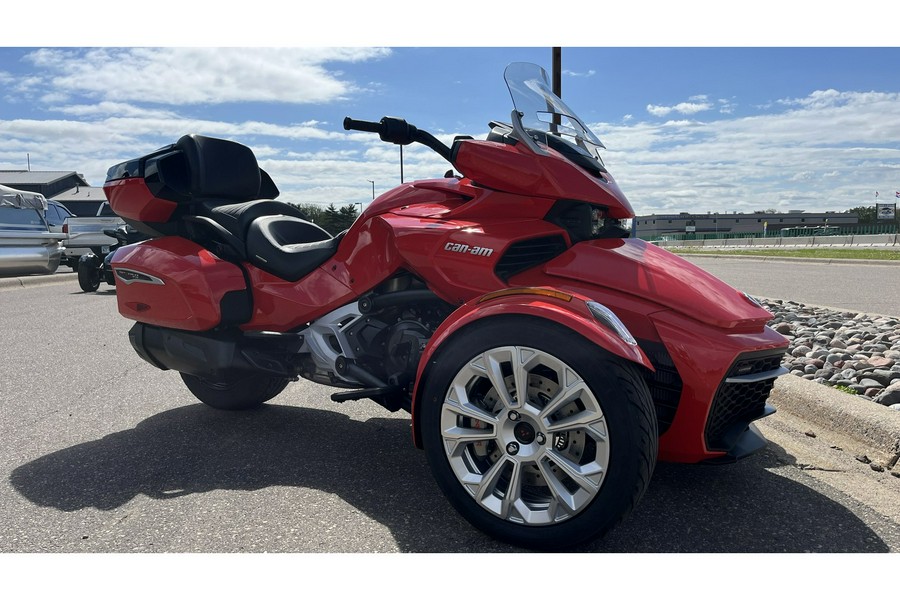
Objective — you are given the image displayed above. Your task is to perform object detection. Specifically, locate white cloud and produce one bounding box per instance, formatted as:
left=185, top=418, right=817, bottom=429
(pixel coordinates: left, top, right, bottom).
left=646, top=100, right=715, bottom=117
left=717, top=98, right=736, bottom=114
left=595, top=88, right=900, bottom=214
left=23, top=47, right=391, bottom=106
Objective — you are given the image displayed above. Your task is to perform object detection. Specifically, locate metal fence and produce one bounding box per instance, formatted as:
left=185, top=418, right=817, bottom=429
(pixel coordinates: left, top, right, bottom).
left=638, top=223, right=899, bottom=243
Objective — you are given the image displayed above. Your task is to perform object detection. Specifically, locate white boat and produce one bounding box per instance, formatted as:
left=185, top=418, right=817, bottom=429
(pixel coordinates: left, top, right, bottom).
left=0, top=184, right=66, bottom=276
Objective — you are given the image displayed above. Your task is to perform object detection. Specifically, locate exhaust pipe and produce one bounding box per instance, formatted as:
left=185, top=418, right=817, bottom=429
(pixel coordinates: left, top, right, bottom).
left=128, top=323, right=296, bottom=378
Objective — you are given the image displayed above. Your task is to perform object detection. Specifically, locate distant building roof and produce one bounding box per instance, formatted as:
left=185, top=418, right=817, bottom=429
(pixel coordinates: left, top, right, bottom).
left=0, top=170, right=90, bottom=187
left=52, top=186, right=107, bottom=202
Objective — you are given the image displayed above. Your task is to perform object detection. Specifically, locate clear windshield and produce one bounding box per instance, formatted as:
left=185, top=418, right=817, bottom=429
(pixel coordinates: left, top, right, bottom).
left=504, top=62, right=605, bottom=161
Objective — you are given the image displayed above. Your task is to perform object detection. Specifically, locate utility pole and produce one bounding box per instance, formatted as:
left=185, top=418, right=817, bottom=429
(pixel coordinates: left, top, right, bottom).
left=366, top=180, right=375, bottom=199
left=552, top=47, right=562, bottom=98
left=552, top=47, right=562, bottom=130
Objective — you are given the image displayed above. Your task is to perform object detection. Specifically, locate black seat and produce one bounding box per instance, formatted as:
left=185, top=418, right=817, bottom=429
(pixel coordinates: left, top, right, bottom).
left=202, top=199, right=306, bottom=240
left=246, top=215, right=341, bottom=281
left=143, top=133, right=340, bottom=280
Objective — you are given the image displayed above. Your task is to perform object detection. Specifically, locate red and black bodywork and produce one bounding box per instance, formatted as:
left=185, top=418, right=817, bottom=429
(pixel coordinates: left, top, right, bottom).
left=105, top=120, right=787, bottom=466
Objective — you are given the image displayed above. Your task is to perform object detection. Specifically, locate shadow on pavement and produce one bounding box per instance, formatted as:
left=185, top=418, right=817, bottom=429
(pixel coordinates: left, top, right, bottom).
left=10, top=404, right=889, bottom=553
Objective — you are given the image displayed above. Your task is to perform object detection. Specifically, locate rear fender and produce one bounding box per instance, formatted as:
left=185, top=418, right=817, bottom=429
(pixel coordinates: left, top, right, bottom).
left=410, top=286, right=653, bottom=448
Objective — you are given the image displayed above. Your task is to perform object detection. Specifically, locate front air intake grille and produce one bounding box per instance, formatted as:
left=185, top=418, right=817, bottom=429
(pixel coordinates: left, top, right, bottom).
left=638, top=340, right=682, bottom=435
left=705, top=349, right=785, bottom=451
left=494, top=235, right=568, bottom=281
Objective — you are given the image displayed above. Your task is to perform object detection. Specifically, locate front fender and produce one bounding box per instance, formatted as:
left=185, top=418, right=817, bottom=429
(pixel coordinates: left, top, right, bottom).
left=410, top=286, right=653, bottom=448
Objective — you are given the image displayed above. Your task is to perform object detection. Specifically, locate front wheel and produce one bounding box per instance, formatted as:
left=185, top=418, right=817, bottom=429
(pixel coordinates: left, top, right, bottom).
left=77, top=254, right=101, bottom=292
left=420, top=317, right=657, bottom=550
left=180, top=372, right=290, bottom=410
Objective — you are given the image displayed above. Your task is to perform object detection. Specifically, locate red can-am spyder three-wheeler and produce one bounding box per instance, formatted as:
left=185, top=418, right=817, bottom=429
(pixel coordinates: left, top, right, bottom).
left=103, top=62, right=788, bottom=549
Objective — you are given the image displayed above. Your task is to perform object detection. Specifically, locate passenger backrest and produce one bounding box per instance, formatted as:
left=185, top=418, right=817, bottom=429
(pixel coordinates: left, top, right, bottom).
left=144, top=134, right=280, bottom=205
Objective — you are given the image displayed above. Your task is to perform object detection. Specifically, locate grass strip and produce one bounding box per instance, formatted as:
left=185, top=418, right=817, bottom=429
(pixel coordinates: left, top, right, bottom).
left=668, top=247, right=900, bottom=261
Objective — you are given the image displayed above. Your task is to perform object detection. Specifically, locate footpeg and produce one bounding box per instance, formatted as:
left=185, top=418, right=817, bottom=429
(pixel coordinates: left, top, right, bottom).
left=330, top=387, right=395, bottom=403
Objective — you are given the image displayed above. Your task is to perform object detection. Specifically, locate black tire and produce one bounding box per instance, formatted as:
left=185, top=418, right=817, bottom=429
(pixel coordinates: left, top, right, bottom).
left=77, top=255, right=101, bottom=292
left=180, top=372, right=290, bottom=410
left=420, top=316, right=657, bottom=550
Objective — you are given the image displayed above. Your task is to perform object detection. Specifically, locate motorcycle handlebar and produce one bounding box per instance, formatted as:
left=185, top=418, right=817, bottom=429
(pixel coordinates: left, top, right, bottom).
left=342, top=117, right=381, bottom=133
left=343, top=116, right=452, bottom=163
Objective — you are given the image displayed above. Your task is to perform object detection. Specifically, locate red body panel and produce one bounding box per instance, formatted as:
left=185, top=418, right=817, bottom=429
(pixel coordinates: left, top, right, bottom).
left=242, top=264, right=357, bottom=332
left=113, top=238, right=247, bottom=331
left=541, top=238, right=773, bottom=331
left=649, top=312, right=787, bottom=462
left=452, top=140, right=635, bottom=219
left=105, top=178, right=177, bottom=223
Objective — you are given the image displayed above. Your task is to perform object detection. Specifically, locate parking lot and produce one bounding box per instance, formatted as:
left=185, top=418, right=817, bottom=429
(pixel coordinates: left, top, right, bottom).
left=1, top=274, right=899, bottom=556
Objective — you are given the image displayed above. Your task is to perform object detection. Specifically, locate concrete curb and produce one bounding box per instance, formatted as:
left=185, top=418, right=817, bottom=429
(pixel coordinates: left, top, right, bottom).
left=0, top=271, right=78, bottom=290
left=769, top=374, right=900, bottom=466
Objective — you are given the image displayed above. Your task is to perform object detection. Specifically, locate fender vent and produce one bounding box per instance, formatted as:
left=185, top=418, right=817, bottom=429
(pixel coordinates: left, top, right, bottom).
left=494, top=235, right=568, bottom=281
left=637, top=340, right=682, bottom=435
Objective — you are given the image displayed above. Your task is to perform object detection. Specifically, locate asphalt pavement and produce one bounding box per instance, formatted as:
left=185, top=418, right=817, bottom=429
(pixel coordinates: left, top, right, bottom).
left=7, top=256, right=900, bottom=472
left=1, top=259, right=898, bottom=557
left=3, top=258, right=898, bottom=468
left=682, top=254, right=900, bottom=316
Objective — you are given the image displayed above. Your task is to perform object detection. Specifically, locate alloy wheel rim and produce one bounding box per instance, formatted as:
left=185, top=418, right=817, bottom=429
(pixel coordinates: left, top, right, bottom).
left=440, top=345, right=610, bottom=525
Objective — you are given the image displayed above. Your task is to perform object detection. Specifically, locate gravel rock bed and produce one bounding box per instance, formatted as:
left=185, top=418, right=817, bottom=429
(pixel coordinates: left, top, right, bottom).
left=763, top=299, right=900, bottom=410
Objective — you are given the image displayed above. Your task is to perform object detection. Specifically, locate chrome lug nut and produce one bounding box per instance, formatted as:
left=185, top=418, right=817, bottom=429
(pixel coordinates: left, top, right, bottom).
left=508, top=411, right=520, bottom=421
left=536, top=432, right=546, bottom=445
left=506, top=442, right=520, bottom=455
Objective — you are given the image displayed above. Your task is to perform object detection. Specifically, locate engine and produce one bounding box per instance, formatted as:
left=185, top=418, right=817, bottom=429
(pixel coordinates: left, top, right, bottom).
left=298, top=272, right=453, bottom=411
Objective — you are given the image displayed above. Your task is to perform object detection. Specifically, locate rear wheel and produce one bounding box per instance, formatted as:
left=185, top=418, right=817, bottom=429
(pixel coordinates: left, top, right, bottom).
left=420, top=317, right=657, bottom=550
left=77, top=254, right=101, bottom=292
left=180, top=372, right=290, bottom=410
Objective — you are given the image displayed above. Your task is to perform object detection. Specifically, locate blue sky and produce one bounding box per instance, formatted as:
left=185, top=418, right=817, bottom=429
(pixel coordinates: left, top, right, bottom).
left=2, top=5, right=899, bottom=217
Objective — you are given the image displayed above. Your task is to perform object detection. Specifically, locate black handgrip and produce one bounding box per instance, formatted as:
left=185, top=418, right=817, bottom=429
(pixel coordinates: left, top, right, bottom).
left=343, top=117, right=381, bottom=133
left=343, top=116, right=452, bottom=163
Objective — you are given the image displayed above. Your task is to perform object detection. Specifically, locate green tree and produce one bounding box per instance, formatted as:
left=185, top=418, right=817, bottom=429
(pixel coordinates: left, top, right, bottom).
left=288, top=203, right=324, bottom=225
left=846, top=205, right=876, bottom=224
left=321, top=203, right=342, bottom=234
left=287, top=202, right=359, bottom=235
left=337, top=204, right=360, bottom=231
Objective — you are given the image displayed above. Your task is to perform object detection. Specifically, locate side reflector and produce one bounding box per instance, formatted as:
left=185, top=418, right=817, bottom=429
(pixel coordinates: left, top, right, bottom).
left=477, top=287, right=573, bottom=304
left=114, top=268, right=164, bottom=285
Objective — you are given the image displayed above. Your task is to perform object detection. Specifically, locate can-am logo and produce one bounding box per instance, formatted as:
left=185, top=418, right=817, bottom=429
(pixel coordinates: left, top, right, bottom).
left=444, top=242, right=494, bottom=257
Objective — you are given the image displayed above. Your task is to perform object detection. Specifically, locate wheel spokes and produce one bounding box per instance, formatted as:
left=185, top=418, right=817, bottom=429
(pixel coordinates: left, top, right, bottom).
left=471, top=457, right=522, bottom=519
left=441, top=344, right=611, bottom=526
left=544, top=409, right=607, bottom=438
left=475, top=347, right=519, bottom=410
